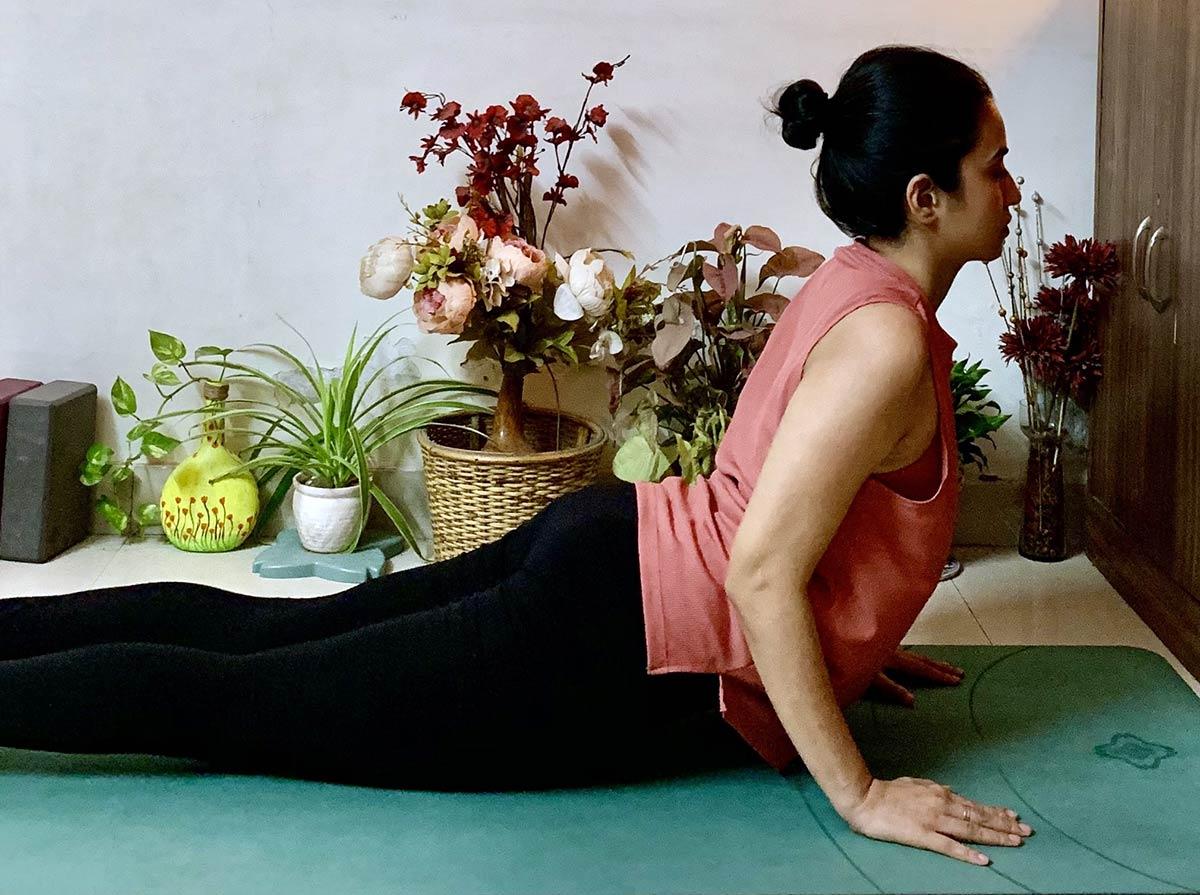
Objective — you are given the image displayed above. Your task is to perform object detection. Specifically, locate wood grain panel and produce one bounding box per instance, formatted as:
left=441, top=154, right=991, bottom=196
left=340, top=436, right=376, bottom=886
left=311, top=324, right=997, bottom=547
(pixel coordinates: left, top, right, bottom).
left=1171, top=5, right=1200, bottom=593
left=1090, top=0, right=1168, bottom=559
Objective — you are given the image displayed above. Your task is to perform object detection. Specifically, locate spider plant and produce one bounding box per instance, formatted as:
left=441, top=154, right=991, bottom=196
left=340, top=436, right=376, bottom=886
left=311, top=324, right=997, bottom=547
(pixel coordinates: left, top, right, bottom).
left=83, top=313, right=496, bottom=560
left=199, top=314, right=496, bottom=559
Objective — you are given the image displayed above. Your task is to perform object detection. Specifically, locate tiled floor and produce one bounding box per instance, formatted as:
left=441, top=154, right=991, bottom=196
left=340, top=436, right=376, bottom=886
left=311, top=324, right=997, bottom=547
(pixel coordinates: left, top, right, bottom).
left=1, top=536, right=1198, bottom=698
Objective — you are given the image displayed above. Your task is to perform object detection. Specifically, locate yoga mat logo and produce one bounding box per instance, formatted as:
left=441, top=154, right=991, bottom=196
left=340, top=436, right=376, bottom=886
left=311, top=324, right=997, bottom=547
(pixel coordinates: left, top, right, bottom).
left=1094, top=733, right=1177, bottom=770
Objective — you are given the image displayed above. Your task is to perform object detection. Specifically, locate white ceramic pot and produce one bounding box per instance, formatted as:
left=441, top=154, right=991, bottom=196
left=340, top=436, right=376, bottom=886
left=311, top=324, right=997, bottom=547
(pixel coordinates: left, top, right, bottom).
left=291, top=473, right=365, bottom=553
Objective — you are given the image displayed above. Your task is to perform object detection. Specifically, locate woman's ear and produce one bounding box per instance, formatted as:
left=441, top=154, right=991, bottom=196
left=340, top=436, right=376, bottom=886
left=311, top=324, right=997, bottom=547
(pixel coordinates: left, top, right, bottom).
left=904, top=173, right=939, bottom=227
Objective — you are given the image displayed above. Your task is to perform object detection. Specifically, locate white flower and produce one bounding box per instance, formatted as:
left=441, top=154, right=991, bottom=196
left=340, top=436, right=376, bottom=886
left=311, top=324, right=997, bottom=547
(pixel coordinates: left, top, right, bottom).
left=484, top=244, right=517, bottom=288
left=553, top=248, right=615, bottom=320
left=359, top=237, right=414, bottom=300
left=481, top=250, right=513, bottom=311
left=589, top=328, right=624, bottom=361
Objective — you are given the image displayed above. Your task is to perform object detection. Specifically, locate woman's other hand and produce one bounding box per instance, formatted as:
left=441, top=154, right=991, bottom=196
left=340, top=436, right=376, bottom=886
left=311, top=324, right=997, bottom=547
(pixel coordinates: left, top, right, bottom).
left=867, top=649, right=965, bottom=708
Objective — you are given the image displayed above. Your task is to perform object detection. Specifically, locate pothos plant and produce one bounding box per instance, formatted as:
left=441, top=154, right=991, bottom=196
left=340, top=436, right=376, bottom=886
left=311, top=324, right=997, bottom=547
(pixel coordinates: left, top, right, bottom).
left=601, top=222, right=824, bottom=483
left=78, top=331, right=229, bottom=537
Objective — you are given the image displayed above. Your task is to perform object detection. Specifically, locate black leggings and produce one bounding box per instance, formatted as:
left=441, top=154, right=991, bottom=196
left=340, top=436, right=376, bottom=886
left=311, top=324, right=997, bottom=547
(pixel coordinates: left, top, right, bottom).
left=0, top=480, right=741, bottom=790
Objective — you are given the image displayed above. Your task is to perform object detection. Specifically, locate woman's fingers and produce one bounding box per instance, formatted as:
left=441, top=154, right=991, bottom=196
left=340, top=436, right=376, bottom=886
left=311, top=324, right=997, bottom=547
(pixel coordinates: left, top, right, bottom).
left=947, top=797, right=1034, bottom=840
left=869, top=671, right=915, bottom=707
left=888, top=650, right=964, bottom=683
left=920, top=832, right=992, bottom=865
left=939, top=816, right=1026, bottom=847
left=919, top=654, right=965, bottom=675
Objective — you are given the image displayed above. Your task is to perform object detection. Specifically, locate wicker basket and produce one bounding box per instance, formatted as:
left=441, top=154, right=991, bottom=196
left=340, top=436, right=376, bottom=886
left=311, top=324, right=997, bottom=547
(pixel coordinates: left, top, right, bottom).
left=416, top=406, right=608, bottom=560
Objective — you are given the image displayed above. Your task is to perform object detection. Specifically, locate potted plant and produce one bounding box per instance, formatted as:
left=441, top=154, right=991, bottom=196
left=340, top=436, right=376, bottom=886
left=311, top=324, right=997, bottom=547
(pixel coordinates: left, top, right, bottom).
left=359, top=56, right=661, bottom=558
left=986, top=184, right=1119, bottom=561
left=79, top=333, right=259, bottom=547
left=596, top=221, right=824, bottom=483
left=939, top=356, right=1011, bottom=580
left=81, top=316, right=494, bottom=559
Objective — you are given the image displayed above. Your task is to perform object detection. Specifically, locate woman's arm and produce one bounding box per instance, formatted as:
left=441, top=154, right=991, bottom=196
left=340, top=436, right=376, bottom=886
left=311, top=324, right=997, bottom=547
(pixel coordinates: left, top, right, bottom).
left=724, top=303, right=1031, bottom=866
left=724, top=302, right=926, bottom=815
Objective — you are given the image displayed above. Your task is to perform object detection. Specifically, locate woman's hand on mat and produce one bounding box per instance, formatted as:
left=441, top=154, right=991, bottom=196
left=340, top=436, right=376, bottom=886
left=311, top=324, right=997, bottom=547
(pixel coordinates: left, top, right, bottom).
left=866, top=650, right=965, bottom=708
left=842, top=776, right=1033, bottom=866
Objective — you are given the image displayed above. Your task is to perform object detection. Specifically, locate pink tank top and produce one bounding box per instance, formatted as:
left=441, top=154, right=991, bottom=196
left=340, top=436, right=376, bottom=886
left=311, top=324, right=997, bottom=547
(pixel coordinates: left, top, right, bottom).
left=633, top=239, right=961, bottom=772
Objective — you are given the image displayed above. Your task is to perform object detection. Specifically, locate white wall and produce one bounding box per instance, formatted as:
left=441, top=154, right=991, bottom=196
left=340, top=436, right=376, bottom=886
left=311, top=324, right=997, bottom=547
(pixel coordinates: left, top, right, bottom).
left=2, top=0, right=1099, bottom=534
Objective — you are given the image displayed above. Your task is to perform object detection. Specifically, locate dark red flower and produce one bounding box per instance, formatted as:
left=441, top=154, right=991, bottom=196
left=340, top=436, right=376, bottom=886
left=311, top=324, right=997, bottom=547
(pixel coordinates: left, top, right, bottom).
left=400, top=92, right=427, bottom=118
left=1043, top=235, right=1120, bottom=292
left=586, top=104, right=608, bottom=126
left=1033, top=281, right=1090, bottom=316
left=588, top=61, right=615, bottom=84
left=1066, top=334, right=1104, bottom=406
left=999, top=315, right=1070, bottom=388
left=556, top=173, right=579, bottom=189
left=584, top=55, right=629, bottom=85
left=437, top=121, right=468, bottom=143
left=433, top=101, right=461, bottom=122
left=544, top=116, right=576, bottom=145
left=510, top=94, right=546, bottom=121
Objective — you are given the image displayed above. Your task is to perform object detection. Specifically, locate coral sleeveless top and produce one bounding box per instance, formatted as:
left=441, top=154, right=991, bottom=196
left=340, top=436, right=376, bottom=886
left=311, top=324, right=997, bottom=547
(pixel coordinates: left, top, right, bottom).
left=633, top=239, right=961, bottom=772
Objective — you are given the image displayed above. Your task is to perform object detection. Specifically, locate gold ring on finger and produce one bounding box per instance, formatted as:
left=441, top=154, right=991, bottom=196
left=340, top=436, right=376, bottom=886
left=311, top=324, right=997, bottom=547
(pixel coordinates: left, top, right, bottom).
left=962, top=806, right=970, bottom=823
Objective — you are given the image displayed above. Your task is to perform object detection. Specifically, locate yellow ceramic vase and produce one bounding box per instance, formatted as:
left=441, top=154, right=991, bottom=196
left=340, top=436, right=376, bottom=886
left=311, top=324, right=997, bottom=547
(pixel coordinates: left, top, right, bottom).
left=159, top=380, right=259, bottom=552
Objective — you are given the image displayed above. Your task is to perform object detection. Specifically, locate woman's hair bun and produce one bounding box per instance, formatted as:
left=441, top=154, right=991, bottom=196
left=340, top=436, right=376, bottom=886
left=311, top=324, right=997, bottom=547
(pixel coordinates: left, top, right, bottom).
left=775, top=78, right=829, bottom=150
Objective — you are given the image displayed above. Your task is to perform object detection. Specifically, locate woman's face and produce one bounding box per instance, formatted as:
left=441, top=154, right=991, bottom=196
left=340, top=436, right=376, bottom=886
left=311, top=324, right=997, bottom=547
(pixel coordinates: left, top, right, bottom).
left=939, top=98, right=1022, bottom=264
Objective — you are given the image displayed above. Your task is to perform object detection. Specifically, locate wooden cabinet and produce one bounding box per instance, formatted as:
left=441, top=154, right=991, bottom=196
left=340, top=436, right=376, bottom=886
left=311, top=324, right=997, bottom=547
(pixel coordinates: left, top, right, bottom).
left=1171, top=11, right=1200, bottom=596
left=1087, top=0, right=1200, bottom=677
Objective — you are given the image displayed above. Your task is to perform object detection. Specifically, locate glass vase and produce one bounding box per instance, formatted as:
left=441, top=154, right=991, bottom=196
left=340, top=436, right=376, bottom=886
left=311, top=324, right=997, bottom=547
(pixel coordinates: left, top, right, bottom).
left=159, top=380, right=259, bottom=552
left=1018, top=428, right=1067, bottom=562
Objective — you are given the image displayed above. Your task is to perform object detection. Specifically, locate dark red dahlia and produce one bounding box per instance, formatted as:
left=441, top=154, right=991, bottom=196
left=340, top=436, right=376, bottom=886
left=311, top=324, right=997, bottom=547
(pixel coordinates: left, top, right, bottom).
left=1043, top=235, right=1120, bottom=292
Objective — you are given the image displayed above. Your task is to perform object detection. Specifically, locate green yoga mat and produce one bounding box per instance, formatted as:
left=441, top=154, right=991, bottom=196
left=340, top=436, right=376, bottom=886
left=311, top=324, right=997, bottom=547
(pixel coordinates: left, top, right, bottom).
left=0, top=645, right=1194, bottom=894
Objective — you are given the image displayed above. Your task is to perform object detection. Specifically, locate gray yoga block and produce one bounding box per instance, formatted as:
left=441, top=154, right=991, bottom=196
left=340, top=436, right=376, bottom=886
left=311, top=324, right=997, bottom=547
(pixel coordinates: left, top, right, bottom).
left=0, top=380, right=98, bottom=563
left=0, top=379, right=43, bottom=518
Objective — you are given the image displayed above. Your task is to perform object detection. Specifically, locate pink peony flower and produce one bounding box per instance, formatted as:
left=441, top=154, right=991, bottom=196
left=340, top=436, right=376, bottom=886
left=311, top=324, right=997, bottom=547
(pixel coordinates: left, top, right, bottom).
left=433, top=213, right=481, bottom=252
left=488, top=237, right=549, bottom=290
left=413, top=278, right=478, bottom=334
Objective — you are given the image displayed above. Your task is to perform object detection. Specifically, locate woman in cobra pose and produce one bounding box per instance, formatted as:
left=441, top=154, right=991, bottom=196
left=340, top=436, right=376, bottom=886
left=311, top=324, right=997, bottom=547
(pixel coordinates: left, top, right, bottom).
left=0, top=44, right=1029, bottom=866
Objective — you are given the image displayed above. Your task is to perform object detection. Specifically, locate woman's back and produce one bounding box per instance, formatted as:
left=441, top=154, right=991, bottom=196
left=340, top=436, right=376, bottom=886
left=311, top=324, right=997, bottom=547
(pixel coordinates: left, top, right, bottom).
left=634, top=238, right=961, bottom=770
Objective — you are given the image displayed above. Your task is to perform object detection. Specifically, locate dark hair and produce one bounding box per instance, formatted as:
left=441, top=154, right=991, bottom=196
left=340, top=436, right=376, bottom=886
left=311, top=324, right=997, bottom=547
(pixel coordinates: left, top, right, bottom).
left=769, top=45, right=993, bottom=239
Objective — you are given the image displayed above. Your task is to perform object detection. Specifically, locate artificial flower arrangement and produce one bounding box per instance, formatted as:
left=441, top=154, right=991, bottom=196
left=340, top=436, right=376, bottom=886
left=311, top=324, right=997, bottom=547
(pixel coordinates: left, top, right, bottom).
left=986, top=183, right=1120, bottom=560
left=359, top=55, right=657, bottom=454
left=601, top=222, right=824, bottom=483
left=986, top=186, right=1120, bottom=456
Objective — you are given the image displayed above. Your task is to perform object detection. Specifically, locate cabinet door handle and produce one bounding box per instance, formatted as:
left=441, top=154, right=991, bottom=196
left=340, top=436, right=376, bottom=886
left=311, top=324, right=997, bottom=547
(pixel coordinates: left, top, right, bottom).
left=1132, top=215, right=1152, bottom=295
left=1143, top=225, right=1171, bottom=312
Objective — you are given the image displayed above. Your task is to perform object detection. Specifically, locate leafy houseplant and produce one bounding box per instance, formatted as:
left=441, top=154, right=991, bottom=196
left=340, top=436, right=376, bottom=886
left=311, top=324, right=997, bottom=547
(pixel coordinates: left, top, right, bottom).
left=951, top=356, right=1011, bottom=477
left=80, top=317, right=494, bottom=559
left=602, top=222, right=824, bottom=484
left=360, top=56, right=652, bottom=454
left=938, top=356, right=1012, bottom=583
